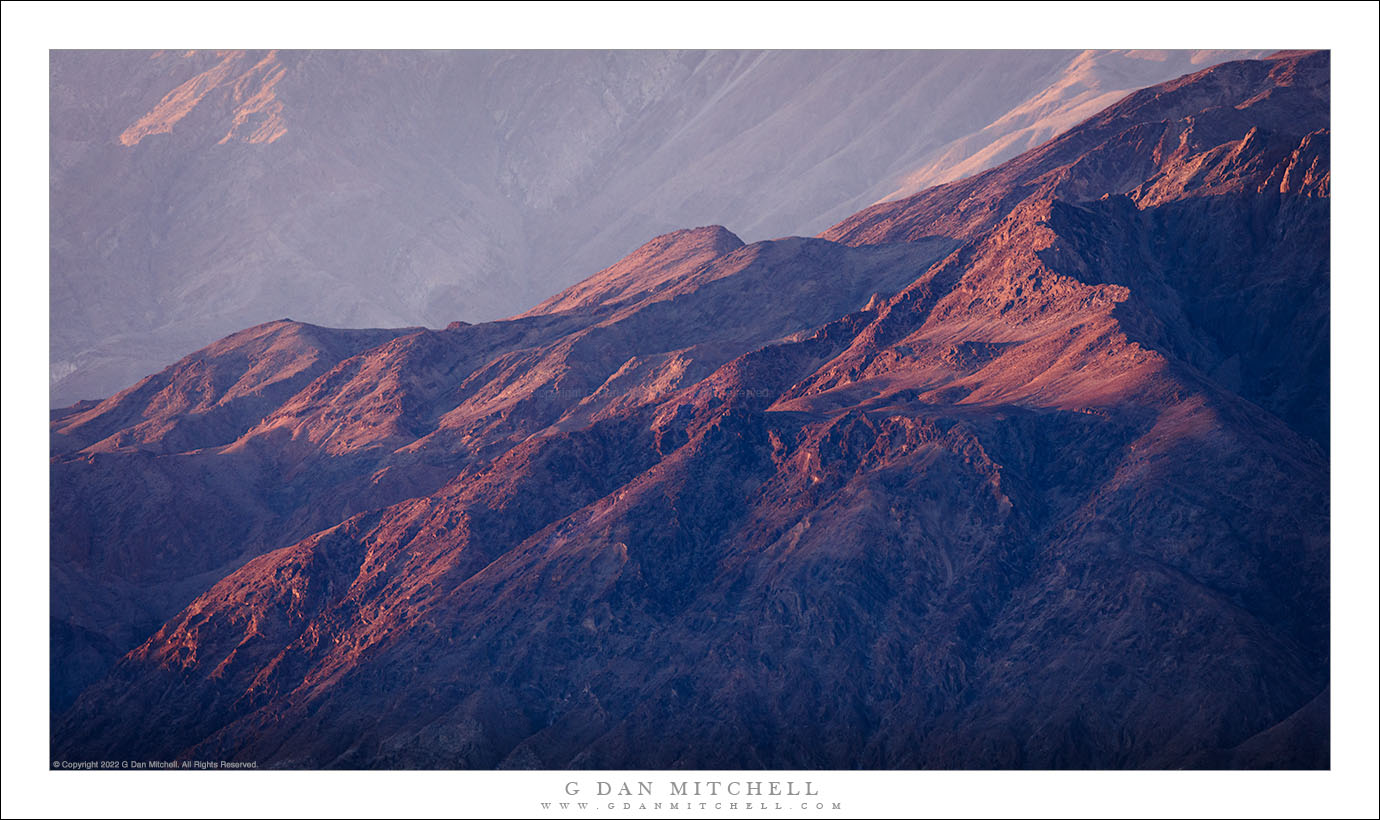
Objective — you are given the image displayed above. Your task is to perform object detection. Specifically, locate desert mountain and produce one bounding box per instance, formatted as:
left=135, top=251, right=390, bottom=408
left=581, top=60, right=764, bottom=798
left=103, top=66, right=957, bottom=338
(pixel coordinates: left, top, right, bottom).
left=51, top=51, right=1328, bottom=768
left=50, top=49, right=1269, bottom=407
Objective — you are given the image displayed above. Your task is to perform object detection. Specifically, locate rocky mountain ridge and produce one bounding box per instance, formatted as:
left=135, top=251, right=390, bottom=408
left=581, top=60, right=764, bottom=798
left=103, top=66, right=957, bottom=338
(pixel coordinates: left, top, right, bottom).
left=51, top=51, right=1329, bottom=769
left=51, top=49, right=1270, bottom=406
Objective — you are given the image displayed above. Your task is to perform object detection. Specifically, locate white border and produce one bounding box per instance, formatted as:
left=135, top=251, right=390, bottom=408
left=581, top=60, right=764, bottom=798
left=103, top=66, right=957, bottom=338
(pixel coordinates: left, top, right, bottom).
left=4, top=2, right=1377, bottom=818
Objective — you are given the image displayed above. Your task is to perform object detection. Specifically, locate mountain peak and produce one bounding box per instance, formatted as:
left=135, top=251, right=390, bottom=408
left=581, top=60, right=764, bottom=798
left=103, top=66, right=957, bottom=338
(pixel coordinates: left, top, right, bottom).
left=50, top=320, right=413, bottom=456
left=520, top=225, right=744, bottom=317
left=821, top=51, right=1328, bottom=248
left=118, top=50, right=288, bottom=147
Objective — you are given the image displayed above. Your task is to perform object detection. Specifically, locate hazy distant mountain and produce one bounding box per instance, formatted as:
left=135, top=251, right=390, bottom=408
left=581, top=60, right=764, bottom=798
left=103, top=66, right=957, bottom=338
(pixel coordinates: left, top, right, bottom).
left=52, top=52, right=1328, bottom=768
left=50, top=49, right=1269, bottom=406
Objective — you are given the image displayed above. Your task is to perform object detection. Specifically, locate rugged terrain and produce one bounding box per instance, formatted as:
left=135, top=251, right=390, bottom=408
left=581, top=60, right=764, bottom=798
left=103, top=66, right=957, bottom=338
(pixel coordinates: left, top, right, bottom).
left=51, top=51, right=1329, bottom=768
left=50, top=49, right=1268, bottom=405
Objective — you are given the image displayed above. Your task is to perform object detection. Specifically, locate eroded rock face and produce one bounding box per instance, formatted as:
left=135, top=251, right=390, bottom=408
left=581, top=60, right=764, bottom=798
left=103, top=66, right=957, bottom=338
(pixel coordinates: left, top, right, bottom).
left=51, top=52, right=1328, bottom=769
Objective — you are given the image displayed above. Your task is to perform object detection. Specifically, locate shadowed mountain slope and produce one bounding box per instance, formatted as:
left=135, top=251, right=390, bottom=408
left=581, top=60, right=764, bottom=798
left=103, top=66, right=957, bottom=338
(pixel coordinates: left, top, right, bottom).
left=52, top=52, right=1328, bottom=769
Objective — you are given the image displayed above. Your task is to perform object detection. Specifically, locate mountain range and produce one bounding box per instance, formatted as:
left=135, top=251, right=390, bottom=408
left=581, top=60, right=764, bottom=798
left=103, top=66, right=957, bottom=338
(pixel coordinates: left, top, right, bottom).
left=50, top=50, right=1329, bottom=768
left=50, top=49, right=1270, bottom=407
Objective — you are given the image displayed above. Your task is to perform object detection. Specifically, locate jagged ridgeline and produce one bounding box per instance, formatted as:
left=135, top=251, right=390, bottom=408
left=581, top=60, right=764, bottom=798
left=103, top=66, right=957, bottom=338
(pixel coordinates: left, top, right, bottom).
left=52, top=51, right=1328, bottom=769
left=51, top=49, right=1272, bottom=408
